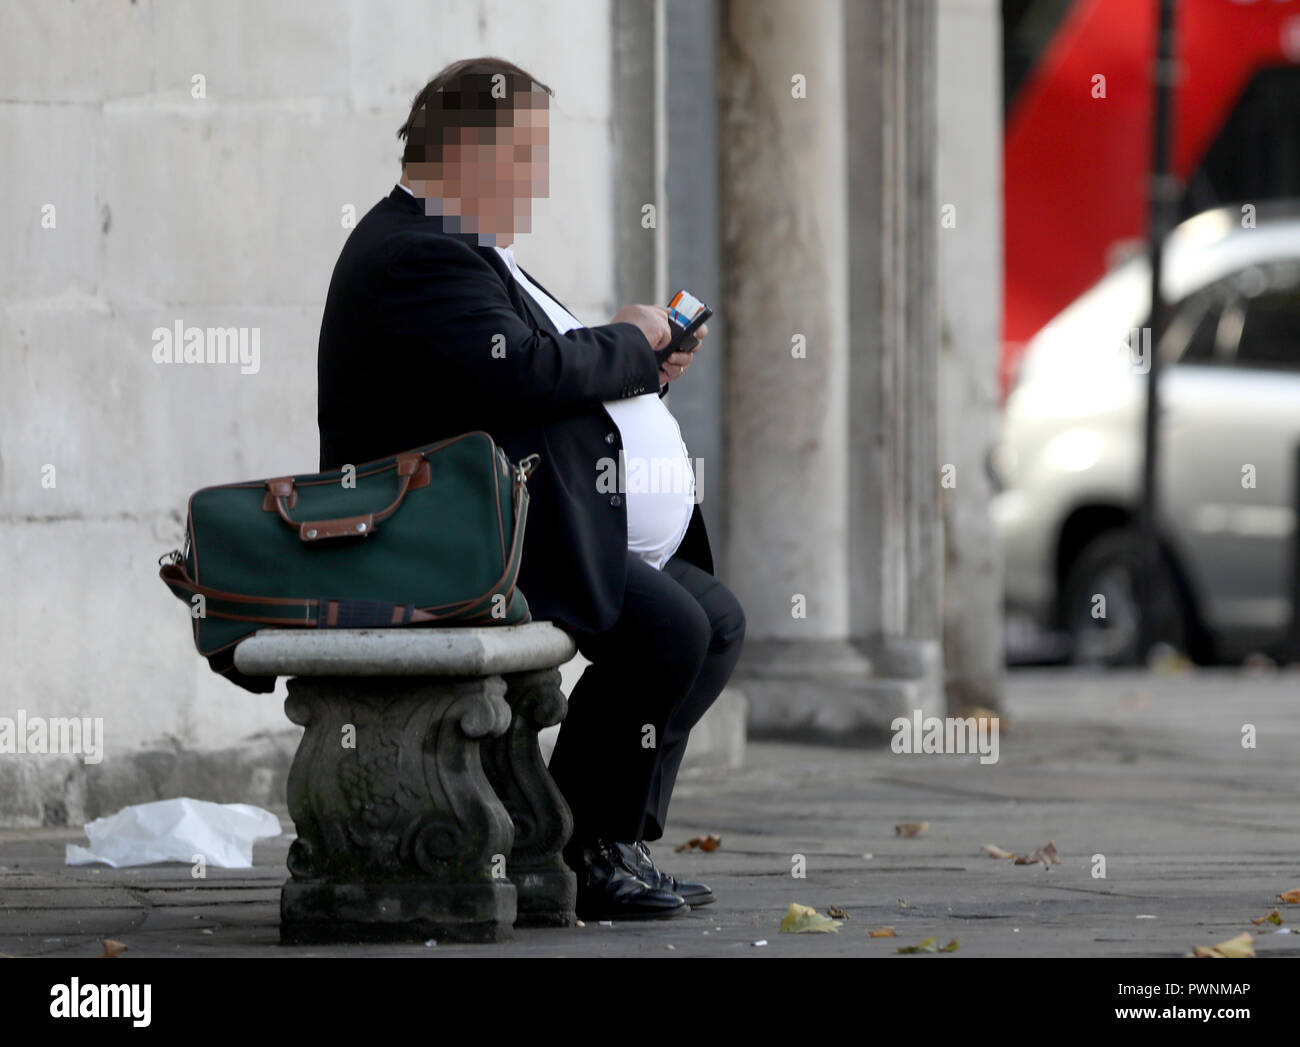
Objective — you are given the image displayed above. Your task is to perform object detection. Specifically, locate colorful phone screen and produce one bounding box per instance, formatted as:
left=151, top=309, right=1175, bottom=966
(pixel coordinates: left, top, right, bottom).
left=668, top=290, right=708, bottom=329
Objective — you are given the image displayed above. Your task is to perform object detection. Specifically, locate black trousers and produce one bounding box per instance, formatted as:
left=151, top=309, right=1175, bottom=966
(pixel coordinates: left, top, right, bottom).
left=547, top=551, right=746, bottom=845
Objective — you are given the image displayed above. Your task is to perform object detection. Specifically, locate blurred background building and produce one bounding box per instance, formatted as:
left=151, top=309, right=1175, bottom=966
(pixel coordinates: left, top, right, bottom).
left=997, top=0, right=1300, bottom=670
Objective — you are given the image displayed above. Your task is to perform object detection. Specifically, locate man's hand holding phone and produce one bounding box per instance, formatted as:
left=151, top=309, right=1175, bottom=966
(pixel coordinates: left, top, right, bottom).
left=612, top=291, right=711, bottom=386
left=612, top=304, right=673, bottom=353
left=656, top=289, right=712, bottom=384
left=658, top=343, right=699, bottom=384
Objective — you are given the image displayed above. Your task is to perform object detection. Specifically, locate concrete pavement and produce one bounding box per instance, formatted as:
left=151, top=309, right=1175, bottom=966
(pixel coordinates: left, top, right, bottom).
left=2, top=667, right=1298, bottom=958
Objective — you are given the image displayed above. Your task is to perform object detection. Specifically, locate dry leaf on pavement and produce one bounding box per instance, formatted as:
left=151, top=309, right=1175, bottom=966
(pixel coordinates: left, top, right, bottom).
left=779, top=902, right=842, bottom=934
left=826, top=907, right=850, bottom=920
left=97, top=939, right=127, bottom=959
left=868, top=926, right=897, bottom=938
left=1192, top=932, right=1255, bottom=958
left=675, top=833, right=722, bottom=853
left=1276, top=887, right=1300, bottom=904
left=983, top=844, right=1015, bottom=859
left=896, top=936, right=958, bottom=954
left=1251, top=908, right=1283, bottom=927
left=894, top=822, right=930, bottom=837
left=1014, top=840, right=1063, bottom=866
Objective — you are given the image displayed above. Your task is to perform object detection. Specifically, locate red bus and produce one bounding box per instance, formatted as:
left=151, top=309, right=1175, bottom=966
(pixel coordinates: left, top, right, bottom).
left=1003, top=0, right=1300, bottom=396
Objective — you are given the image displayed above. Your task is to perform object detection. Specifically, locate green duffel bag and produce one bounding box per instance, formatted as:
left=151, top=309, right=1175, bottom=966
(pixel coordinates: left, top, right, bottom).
left=159, top=430, right=538, bottom=693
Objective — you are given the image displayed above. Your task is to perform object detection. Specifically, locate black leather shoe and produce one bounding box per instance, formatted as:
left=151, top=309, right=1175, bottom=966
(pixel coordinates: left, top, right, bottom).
left=566, top=839, right=689, bottom=920
left=615, top=841, right=716, bottom=907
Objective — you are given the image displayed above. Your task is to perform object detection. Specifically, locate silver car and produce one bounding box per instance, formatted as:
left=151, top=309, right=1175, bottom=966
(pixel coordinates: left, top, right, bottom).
left=994, top=203, right=1300, bottom=664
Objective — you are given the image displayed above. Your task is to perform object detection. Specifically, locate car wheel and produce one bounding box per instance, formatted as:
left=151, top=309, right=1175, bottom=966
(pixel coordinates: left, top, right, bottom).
left=1061, top=529, right=1191, bottom=666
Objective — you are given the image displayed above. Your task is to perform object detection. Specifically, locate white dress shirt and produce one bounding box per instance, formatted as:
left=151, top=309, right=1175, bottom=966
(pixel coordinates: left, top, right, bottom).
left=490, top=244, right=695, bottom=570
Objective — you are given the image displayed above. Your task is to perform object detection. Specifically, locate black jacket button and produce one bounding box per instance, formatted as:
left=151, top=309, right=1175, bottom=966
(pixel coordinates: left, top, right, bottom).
left=605, top=432, right=617, bottom=444
left=610, top=494, right=622, bottom=507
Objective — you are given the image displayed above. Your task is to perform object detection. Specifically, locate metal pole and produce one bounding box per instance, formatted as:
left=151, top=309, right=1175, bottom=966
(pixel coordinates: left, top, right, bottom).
left=1139, top=0, right=1178, bottom=661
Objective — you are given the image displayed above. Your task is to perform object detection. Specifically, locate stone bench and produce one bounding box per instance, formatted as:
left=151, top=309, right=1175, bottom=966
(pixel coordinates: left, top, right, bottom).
left=233, top=622, right=578, bottom=944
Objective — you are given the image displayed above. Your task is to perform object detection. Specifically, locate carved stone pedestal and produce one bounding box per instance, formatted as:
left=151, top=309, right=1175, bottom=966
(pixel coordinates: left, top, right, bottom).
left=233, top=623, right=579, bottom=945
left=279, top=675, right=515, bottom=943
left=481, top=668, right=577, bottom=926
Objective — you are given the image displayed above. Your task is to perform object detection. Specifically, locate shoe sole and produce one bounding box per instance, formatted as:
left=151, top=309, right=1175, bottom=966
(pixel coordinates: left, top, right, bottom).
left=576, top=903, right=690, bottom=921
left=685, top=894, right=715, bottom=907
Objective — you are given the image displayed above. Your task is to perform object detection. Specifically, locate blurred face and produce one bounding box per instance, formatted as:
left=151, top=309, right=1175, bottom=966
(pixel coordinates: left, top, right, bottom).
left=406, top=94, right=549, bottom=247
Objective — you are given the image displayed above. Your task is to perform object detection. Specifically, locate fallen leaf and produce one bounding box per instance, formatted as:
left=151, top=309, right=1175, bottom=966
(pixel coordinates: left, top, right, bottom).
left=779, top=902, right=842, bottom=934
left=1251, top=908, right=1283, bottom=927
left=1192, top=932, right=1255, bottom=959
left=983, top=844, right=1015, bottom=860
left=1015, top=840, right=1063, bottom=867
left=894, top=822, right=930, bottom=837
left=675, top=833, right=722, bottom=854
left=826, top=907, right=850, bottom=920
left=868, top=926, right=897, bottom=938
left=1277, top=888, right=1300, bottom=904
left=897, top=936, right=938, bottom=954
left=939, top=939, right=960, bottom=952
left=97, top=939, right=127, bottom=959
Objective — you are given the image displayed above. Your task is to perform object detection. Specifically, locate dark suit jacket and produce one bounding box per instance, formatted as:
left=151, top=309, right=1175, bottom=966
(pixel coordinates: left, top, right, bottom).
left=317, top=186, right=713, bottom=634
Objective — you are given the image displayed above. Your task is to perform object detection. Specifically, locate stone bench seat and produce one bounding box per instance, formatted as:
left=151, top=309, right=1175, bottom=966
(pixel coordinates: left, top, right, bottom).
left=234, top=622, right=579, bottom=944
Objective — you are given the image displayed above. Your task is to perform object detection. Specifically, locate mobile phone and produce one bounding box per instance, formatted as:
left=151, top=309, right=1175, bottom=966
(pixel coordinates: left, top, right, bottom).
left=663, top=289, right=712, bottom=357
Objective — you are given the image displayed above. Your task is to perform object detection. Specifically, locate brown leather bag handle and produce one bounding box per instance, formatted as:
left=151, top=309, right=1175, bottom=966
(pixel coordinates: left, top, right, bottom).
left=264, top=454, right=430, bottom=543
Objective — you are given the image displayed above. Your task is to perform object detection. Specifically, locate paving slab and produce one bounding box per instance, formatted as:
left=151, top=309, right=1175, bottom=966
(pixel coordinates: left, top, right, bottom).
left=1, top=668, right=1298, bottom=958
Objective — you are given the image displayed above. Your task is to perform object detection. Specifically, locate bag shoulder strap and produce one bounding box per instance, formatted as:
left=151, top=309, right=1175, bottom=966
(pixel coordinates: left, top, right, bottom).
left=159, top=562, right=438, bottom=628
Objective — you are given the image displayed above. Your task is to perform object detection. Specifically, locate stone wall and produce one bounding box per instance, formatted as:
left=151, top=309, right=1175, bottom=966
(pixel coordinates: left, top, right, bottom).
left=0, top=0, right=623, bottom=825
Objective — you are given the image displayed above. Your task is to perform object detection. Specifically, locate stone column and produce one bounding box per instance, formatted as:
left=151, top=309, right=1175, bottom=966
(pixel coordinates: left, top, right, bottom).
left=719, top=0, right=945, bottom=739
left=935, top=0, right=1005, bottom=712
left=665, top=0, right=727, bottom=551
left=613, top=0, right=662, bottom=307
left=844, top=0, right=945, bottom=699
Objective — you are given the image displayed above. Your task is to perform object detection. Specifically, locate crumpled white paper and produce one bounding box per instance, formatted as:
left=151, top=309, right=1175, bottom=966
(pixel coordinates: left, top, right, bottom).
left=65, top=797, right=283, bottom=869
